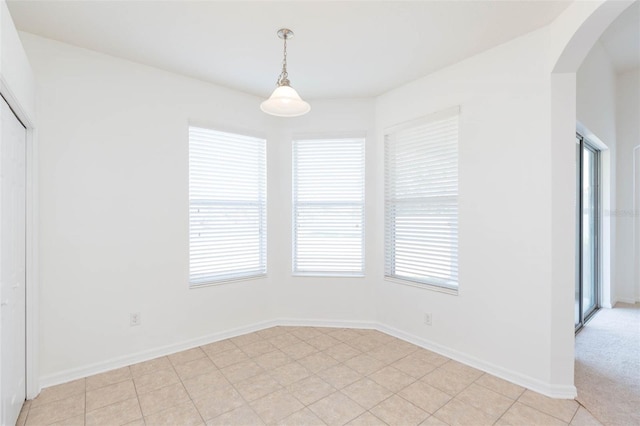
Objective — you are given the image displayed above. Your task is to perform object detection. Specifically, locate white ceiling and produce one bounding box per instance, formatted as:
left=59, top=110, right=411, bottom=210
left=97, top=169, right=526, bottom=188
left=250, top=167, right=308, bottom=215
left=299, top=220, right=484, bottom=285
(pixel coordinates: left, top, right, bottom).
left=8, top=0, right=573, bottom=99
left=599, top=1, right=640, bottom=73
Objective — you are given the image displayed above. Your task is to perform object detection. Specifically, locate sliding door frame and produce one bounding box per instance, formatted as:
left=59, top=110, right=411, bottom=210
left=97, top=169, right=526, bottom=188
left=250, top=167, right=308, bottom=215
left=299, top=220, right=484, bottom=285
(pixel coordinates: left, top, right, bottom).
left=576, top=132, right=600, bottom=332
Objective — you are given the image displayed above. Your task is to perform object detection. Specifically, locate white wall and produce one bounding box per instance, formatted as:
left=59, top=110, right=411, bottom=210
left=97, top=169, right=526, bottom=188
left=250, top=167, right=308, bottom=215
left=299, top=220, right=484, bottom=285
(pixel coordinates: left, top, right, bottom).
left=0, top=0, right=35, bottom=122
left=615, top=68, right=640, bottom=303
left=576, top=41, right=617, bottom=308
left=374, top=27, right=573, bottom=395
left=0, top=0, right=38, bottom=398
left=545, top=0, right=634, bottom=395
left=19, top=13, right=602, bottom=398
left=576, top=45, right=640, bottom=307
left=22, top=33, right=378, bottom=386
left=21, top=33, right=281, bottom=385
left=577, top=42, right=617, bottom=144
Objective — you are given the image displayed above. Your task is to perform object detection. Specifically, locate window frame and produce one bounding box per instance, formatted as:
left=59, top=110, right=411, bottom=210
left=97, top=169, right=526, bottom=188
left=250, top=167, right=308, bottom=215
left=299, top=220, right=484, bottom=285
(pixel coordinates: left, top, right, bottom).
left=384, top=107, right=460, bottom=294
left=188, top=125, right=267, bottom=287
left=292, top=135, right=366, bottom=277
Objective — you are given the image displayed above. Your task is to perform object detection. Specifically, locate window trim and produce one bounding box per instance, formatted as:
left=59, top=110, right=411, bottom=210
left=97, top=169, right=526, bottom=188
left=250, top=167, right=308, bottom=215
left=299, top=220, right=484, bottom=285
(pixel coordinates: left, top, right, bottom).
left=384, top=106, right=460, bottom=293
left=292, top=135, right=366, bottom=277
left=188, top=125, right=267, bottom=287
left=383, top=106, right=460, bottom=137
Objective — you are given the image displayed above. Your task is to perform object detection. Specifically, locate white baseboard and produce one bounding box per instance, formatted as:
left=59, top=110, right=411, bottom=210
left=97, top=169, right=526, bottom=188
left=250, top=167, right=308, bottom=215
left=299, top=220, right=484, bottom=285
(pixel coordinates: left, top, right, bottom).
left=278, top=317, right=377, bottom=330
left=38, top=317, right=576, bottom=400
left=38, top=319, right=279, bottom=389
left=375, top=323, right=577, bottom=399
left=615, top=297, right=639, bottom=305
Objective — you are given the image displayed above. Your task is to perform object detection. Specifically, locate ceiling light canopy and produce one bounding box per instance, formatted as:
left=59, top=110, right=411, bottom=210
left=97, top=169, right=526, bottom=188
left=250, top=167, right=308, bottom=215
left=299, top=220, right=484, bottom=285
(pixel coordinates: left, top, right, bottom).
left=261, top=28, right=310, bottom=117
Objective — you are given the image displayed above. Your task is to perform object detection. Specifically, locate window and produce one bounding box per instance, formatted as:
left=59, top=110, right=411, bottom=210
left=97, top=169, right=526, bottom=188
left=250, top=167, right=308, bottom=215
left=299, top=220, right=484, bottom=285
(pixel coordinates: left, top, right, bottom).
left=293, top=137, right=365, bottom=276
left=384, top=108, right=459, bottom=290
left=189, top=127, right=266, bottom=285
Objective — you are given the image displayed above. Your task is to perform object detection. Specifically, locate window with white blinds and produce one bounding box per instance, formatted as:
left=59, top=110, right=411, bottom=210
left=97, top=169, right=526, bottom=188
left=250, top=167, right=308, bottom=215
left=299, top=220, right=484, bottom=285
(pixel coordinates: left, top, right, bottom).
left=189, top=127, right=267, bottom=286
left=384, top=108, right=459, bottom=290
left=293, top=137, right=365, bottom=276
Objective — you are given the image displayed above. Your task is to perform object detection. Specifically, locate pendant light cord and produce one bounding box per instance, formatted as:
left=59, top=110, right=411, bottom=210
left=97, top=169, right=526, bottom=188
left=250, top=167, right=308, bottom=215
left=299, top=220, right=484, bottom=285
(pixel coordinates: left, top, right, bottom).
left=277, top=34, right=290, bottom=87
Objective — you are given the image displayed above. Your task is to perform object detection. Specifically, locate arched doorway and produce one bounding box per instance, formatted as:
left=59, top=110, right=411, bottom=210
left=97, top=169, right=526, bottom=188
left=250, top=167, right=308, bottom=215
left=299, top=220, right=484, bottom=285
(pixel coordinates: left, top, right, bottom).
left=547, top=0, right=635, bottom=402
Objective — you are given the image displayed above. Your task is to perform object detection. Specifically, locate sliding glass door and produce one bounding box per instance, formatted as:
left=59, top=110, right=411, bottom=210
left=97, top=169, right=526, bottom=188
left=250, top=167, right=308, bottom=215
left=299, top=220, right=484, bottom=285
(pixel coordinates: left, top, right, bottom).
left=576, top=133, right=600, bottom=331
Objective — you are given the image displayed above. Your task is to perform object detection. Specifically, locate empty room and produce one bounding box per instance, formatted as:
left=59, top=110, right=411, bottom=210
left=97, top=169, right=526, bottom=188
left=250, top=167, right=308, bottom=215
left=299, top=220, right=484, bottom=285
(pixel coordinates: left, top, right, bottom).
left=0, top=0, right=638, bottom=425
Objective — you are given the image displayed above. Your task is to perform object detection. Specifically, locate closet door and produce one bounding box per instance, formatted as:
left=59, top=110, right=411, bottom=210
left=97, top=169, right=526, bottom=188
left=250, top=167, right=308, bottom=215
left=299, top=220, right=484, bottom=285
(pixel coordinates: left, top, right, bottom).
left=0, top=96, right=27, bottom=426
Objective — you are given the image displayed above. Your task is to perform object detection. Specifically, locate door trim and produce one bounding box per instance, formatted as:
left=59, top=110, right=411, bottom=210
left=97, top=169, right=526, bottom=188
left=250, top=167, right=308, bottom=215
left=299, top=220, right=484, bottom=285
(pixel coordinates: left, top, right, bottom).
left=0, top=77, right=39, bottom=399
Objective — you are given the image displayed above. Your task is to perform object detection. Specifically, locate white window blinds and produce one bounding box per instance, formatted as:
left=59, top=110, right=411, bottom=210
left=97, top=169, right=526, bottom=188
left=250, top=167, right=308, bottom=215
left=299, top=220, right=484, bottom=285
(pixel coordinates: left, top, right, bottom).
left=384, top=108, right=459, bottom=289
left=189, top=127, right=267, bottom=286
left=293, top=137, right=365, bottom=276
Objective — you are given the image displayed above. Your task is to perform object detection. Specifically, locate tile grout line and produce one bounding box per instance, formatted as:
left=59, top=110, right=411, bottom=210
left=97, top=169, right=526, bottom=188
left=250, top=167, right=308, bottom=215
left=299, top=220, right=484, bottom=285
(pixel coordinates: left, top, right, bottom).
left=83, top=370, right=141, bottom=425
left=368, top=334, right=445, bottom=425
left=278, top=331, right=345, bottom=423
left=26, top=380, right=87, bottom=426
left=385, top=357, right=440, bottom=421
left=516, top=392, right=579, bottom=425
left=83, top=378, right=87, bottom=426
left=212, top=345, right=266, bottom=425
left=573, top=399, right=604, bottom=425
left=491, top=393, right=519, bottom=425
left=379, top=357, right=495, bottom=425
left=214, top=338, right=275, bottom=422
left=198, top=346, right=234, bottom=425
left=472, top=374, right=526, bottom=400
left=466, top=372, right=520, bottom=426
left=264, top=329, right=355, bottom=424
left=267, top=335, right=316, bottom=424
left=285, top=330, right=357, bottom=425
left=37, top=331, right=403, bottom=425
left=307, top=332, right=413, bottom=425
left=127, top=365, right=144, bottom=426
left=168, top=352, right=207, bottom=425
left=21, top=400, right=31, bottom=426
left=260, top=334, right=321, bottom=424
left=30, top=326, right=580, bottom=426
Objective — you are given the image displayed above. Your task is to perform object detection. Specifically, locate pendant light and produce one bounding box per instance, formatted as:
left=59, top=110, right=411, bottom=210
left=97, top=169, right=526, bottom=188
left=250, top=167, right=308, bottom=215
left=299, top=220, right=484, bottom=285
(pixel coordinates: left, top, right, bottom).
left=260, top=28, right=311, bottom=117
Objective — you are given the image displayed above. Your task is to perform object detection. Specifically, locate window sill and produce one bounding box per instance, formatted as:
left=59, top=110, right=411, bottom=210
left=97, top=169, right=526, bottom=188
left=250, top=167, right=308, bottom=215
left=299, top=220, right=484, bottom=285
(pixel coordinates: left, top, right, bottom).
left=292, top=272, right=365, bottom=278
left=190, top=273, right=267, bottom=289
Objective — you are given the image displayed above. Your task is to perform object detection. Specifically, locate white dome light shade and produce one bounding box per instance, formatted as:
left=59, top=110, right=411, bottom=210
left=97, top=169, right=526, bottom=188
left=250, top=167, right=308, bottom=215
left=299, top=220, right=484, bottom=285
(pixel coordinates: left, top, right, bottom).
left=260, top=85, right=311, bottom=117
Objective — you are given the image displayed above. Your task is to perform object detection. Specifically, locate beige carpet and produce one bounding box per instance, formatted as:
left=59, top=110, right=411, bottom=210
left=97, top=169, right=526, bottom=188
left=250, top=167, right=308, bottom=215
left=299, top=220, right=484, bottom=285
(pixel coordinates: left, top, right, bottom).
left=575, top=302, right=640, bottom=426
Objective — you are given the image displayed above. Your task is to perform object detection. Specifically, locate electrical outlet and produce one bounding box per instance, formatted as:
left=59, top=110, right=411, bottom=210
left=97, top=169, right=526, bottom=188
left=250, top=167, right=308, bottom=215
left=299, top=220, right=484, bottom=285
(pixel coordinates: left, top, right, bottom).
left=130, top=312, right=141, bottom=327
left=424, top=313, right=432, bottom=326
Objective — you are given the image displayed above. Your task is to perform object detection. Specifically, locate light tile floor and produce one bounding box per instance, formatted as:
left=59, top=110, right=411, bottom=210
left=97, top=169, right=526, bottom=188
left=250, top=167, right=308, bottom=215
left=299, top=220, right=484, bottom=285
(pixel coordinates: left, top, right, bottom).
left=17, top=326, right=601, bottom=426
